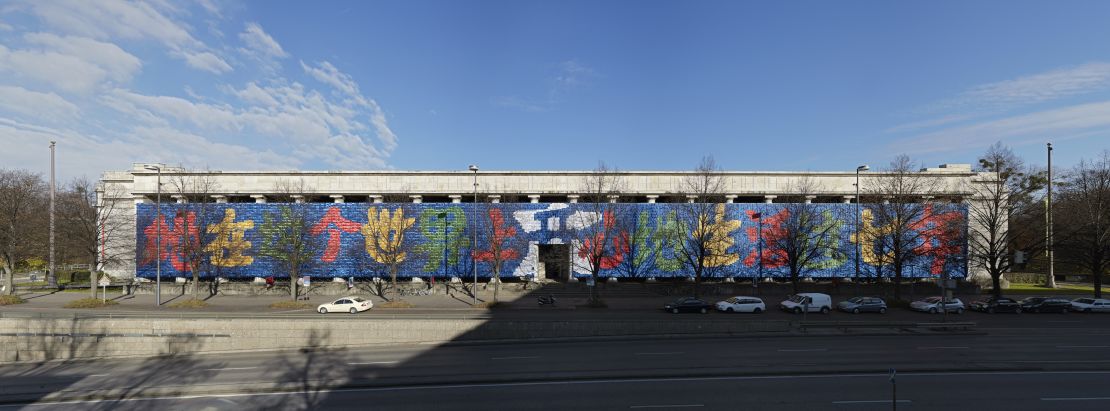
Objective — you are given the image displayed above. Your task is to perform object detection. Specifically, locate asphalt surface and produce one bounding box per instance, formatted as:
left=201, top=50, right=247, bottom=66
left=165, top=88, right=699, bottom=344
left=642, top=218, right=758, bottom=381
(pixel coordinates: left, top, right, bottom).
left=3, top=327, right=1110, bottom=410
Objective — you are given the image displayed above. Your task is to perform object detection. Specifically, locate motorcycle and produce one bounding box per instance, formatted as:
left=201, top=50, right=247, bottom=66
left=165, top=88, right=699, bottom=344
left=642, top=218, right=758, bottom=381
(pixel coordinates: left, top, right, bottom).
left=537, top=295, right=557, bottom=306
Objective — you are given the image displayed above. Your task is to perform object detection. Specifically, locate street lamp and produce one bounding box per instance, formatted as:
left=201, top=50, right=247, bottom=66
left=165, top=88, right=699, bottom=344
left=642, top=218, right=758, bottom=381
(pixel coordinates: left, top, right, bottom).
left=468, top=164, right=479, bottom=305
left=854, top=165, right=869, bottom=285
left=143, top=165, right=162, bottom=306
left=438, top=211, right=448, bottom=290
left=49, top=141, right=56, bottom=288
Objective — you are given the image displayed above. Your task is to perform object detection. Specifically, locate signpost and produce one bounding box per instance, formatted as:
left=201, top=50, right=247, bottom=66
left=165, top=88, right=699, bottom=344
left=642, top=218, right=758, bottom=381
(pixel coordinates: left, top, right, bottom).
left=98, top=276, right=110, bottom=303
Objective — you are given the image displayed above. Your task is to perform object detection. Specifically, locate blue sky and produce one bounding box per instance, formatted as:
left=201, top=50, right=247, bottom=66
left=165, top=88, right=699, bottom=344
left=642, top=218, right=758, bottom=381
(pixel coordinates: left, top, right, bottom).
left=2, top=0, right=1109, bottom=179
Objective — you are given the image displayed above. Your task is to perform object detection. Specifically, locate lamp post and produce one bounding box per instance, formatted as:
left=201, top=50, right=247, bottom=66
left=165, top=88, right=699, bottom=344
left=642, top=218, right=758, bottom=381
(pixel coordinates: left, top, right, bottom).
left=469, top=164, right=479, bottom=305
left=755, top=212, right=763, bottom=283
left=48, top=141, right=57, bottom=288
left=438, top=211, right=448, bottom=289
left=1046, top=143, right=1055, bottom=288
left=143, top=165, right=162, bottom=306
left=854, top=165, right=869, bottom=286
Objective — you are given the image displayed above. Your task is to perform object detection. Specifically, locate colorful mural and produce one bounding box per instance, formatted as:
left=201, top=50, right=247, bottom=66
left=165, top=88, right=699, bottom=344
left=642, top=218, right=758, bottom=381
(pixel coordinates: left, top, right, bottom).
left=135, top=203, right=968, bottom=280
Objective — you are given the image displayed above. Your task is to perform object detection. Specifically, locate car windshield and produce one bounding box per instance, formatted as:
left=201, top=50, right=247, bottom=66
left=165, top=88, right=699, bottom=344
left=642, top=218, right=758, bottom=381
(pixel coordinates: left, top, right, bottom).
left=1076, top=298, right=1094, bottom=304
left=725, top=297, right=739, bottom=303
left=353, top=297, right=365, bottom=302
left=923, top=297, right=941, bottom=303
left=788, top=295, right=807, bottom=303
left=847, top=297, right=862, bottom=303
left=1021, top=297, right=1042, bottom=303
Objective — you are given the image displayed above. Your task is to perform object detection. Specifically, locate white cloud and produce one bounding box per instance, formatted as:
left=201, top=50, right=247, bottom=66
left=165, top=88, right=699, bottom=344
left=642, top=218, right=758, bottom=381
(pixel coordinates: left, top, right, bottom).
left=239, top=22, right=287, bottom=59
left=0, top=44, right=113, bottom=93
left=0, top=20, right=12, bottom=31
left=24, top=32, right=142, bottom=82
left=177, top=50, right=233, bottom=74
left=301, top=60, right=360, bottom=98
left=0, top=85, right=80, bottom=120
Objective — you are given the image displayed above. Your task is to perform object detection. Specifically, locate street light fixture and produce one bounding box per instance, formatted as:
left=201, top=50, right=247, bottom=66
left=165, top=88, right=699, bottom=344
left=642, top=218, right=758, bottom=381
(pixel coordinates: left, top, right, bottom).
left=143, top=165, right=163, bottom=306
left=855, top=165, right=869, bottom=286
left=468, top=164, right=479, bottom=306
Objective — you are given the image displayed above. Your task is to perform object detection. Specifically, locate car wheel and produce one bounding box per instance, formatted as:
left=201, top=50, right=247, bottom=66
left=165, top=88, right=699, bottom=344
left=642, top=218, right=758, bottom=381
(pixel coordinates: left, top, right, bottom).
left=852, top=308, right=860, bottom=314
left=988, top=307, right=995, bottom=314
left=793, top=307, right=802, bottom=314
left=350, top=308, right=357, bottom=314
left=1015, top=308, right=1022, bottom=314
left=820, top=307, right=830, bottom=314
left=318, top=307, right=327, bottom=314
left=956, top=308, right=964, bottom=315
left=929, top=307, right=938, bottom=314
left=727, top=307, right=735, bottom=313
left=753, top=308, right=762, bottom=314
left=701, top=308, right=708, bottom=314
left=672, top=308, right=679, bottom=314
left=879, top=307, right=887, bottom=314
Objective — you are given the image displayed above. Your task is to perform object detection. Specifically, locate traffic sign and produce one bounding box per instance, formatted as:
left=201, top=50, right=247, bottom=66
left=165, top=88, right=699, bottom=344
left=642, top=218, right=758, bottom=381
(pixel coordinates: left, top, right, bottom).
left=98, top=277, right=111, bottom=287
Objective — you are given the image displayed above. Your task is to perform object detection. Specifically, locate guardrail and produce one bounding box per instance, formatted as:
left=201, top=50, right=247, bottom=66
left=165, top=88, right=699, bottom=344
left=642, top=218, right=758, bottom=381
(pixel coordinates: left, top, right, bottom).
left=797, top=320, right=976, bottom=331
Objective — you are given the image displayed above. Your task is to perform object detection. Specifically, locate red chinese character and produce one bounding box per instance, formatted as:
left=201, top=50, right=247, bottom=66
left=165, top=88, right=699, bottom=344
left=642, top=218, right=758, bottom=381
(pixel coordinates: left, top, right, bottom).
left=911, top=205, right=965, bottom=276
left=473, top=208, right=521, bottom=263
left=141, top=211, right=200, bottom=271
left=576, top=210, right=629, bottom=270
left=310, top=207, right=362, bottom=263
left=742, top=209, right=789, bottom=269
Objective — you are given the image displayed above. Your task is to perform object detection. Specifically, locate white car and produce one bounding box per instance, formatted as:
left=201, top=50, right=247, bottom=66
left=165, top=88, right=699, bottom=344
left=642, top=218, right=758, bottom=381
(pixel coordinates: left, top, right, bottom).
left=779, top=293, right=832, bottom=314
left=910, top=296, right=964, bottom=314
left=318, top=296, right=373, bottom=314
left=716, top=296, right=766, bottom=313
left=1069, top=298, right=1110, bottom=313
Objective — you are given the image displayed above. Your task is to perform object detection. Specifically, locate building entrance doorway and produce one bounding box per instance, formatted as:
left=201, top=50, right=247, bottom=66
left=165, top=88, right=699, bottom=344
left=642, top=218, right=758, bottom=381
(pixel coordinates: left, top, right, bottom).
left=537, top=244, right=571, bottom=282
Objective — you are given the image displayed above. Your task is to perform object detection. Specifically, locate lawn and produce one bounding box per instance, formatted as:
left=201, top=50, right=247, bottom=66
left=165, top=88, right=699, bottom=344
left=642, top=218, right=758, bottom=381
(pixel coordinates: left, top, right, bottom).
left=1003, top=283, right=1098, bottom=295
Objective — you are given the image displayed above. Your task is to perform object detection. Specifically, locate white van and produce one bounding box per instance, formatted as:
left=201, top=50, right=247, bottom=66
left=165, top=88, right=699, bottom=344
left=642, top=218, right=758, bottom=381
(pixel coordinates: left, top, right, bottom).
left=779, top=293, right=832, bottom=314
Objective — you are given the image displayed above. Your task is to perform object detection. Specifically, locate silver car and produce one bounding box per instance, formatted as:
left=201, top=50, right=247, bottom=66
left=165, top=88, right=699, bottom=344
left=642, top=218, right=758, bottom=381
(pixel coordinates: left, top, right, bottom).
left=910, top=296, right=964, bottom=314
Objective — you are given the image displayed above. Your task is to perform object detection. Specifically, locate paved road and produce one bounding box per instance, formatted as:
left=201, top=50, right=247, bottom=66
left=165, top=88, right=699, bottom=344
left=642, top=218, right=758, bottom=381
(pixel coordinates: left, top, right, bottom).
left=3, top=329, right=1110, bottom=409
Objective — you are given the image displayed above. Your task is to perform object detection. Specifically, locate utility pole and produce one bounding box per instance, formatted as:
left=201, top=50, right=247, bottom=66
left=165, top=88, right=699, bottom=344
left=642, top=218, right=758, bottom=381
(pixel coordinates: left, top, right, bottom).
left=855, top=165, right=869, bottom=292
left=144, top=165, right=163, bottom=305
left=469, top=164, right=479, bottom=305
left=48, top=141, right=57, bottom=288
left=1046, top=143, right=1056, bottom=288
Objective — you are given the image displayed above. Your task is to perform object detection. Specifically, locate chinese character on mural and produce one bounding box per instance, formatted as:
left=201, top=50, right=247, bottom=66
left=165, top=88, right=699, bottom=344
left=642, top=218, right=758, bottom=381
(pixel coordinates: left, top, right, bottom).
left=310, top=207, right=362, bottom=263
left=204, top=208, right=256, bottom=267
left=141, top=211, right=200, bottom=271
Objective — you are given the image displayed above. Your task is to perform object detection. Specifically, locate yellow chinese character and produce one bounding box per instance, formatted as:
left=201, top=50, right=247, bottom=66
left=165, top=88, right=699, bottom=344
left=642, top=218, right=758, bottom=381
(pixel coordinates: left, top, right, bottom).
left=205, top=209, right=255, bottom=267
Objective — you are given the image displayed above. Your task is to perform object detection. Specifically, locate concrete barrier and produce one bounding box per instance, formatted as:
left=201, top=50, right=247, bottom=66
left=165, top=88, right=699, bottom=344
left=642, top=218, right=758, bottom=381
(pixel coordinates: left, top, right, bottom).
left=0, top=317, right=791, bottom=363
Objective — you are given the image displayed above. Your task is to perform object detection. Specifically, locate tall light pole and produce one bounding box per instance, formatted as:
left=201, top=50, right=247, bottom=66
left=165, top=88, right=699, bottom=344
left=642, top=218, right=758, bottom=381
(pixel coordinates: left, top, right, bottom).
left=48, top=141, right=57, bottom=288
left=469, top=164, right=479, bottom=305
left=144, top=165, right=162, bottom=305
left=854, top=165, right=869, bottom=285
left=1046, top=143, right=1056, bottom=288
left=438, top=211, right=448, bottom=288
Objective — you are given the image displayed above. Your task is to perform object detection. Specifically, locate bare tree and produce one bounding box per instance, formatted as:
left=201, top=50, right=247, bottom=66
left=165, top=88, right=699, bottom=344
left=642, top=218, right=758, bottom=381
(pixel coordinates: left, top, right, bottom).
left=0, top=169, right=47, bottom=295
left=165, top=172, right=222, bottom=301
left=569, top=162, right=627, bottom=304
left=613, top=203, right=659, bottom=280
left=761, top=178, right=844, bottom=293
left=59, top=177, right=136, bottom=299
left=662, top=156, right=739, bottom=297
left=259, top=179, right=323, bottom=301
left=363, top=204, right=416, bottom=300
left=1056, top=151, right=1110, bottom=298
left=969, top=143, right=1047, bottom=298
left=864, top=155, right=947, bottom=301
left=473, top=204, right=528, bottom=302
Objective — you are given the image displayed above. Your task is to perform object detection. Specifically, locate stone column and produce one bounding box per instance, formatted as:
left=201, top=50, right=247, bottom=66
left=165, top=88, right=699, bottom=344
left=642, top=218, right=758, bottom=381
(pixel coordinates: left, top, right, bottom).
left=368, top=195, right=383, bottom=204
left=804, top=195, right=815, bottom=204
left=567, top=195, right=579, bottom=203
left=134, top=195, right=150, bottom=205
left=686, top=195, right=697, bottom=203
left=449, top=195, right=462, bottom=203
left=250, top=195, right=267, bottom=204
left=842, top=195, right=854, bottom=204
left=645, top=195, right=658, bottom=204
left=921, top=195, right=935, bottom=202
left=528, top=195, right=541, bottom=203
left=291, top=195, right=306, bottom=204
left=607, top=195, right=619, bottom=204
left=725, top=195, right=737, bottom=204
left=330, top=195, right=345, bottom=203
left=171, top=194, right=188, bottom=204
left=211, top=195, right=228, bottom=203
left=764, top=195, right=777, bottom=204
left=410, top=195, right=423, bottom=203
left=882, top=196, right=891, bottom=204
left=488, top=195, right=501, bottom=203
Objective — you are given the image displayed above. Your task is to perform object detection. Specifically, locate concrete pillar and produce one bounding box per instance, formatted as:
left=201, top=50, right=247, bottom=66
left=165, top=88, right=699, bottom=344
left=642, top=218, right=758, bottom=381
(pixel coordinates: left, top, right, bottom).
left=921, top=195, right=935, bottom=202
left=686, top=195, right=697, bottom=203
left=134, top=195, right=150, bottom=205
left=488, top=195, right=501, bottom=203
left=566, top=195, right=579, bottom=203
left=645, top=195, right=658, bottom=204
left=764, top=195, right=777, bottom=204
left=250, top=195, right=267, bottom=204
left=330, top=195, right=345, bottom=203
left=368, top=195, right=383, bottom=204
left=211, top=195, right=228, bottom=203
left=804, top=195, right=816, bottom=204
left=607, top=195, right=619, bottom=204
left=449, top=195, right=462, bottom=203
left=882, top=196, right=891, bottom=204
left=842, top=195, right=854, bottom=204
left=528, top=195, right=541, bottom=203
left=410, top=195, right=423, bottom=203
left=725, top=195, right=737, bottom=204
left=171, top=194, right=188, bottom=204
left=291, top=195, right=305, bottom=204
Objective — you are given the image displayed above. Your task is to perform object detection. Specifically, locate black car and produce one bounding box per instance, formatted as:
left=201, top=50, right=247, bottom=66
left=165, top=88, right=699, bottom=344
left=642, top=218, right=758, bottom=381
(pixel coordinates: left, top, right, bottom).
left=1019, top=297, right=1071, bottom=313
left=970, top=297, right=1022, bottom=313
left=664, top=297, right=711, bottom=314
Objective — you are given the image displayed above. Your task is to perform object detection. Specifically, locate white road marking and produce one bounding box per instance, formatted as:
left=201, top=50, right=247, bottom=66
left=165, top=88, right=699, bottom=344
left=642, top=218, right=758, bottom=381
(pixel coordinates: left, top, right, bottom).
left=203, top=367, right=257, bottom=371
left=1010, top=360, right=1110, bottom=364
left=1056, top=345, right=1110, bottom=349
left=635, top=352, right=684, bottom=355
left=777, top=348, right=827, bottom=352
left=917, top=346, right=969, bottom=350
left=832, top=400, right=911, bottom=404
left=348, top=361, right=398, bottom=365
left=490, top=356, right=540, bottom=360
left=88, top=374, right=109, bottom=377
left=630, top=405, right=703, bottom=409
left=1041, top=397, right=1110, bottom=401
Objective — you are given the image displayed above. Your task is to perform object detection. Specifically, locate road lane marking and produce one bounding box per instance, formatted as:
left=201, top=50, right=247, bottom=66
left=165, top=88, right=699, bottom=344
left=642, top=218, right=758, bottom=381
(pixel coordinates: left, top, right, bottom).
left=635, top=352, right=684, bottom=356
left=1056, top=345, right=1110, bottom=349
left=832, top=400, right=911, bottom=404
left=88, top=374, right=109, bottom=377
left=348, top=361, right=398, bottom=365
left=917, top=346, right=968, bottom=350
left=1010, top=360, right=1110, bottom=364
left=777, top=348, right=827, bottom=352
left=630, top=405, right=703, bottom=409
left=1042, top=397, right=1110, bottom=401
left=203, top=367, right=257, bottom=371
left=490, top=356, right=540, bottom=360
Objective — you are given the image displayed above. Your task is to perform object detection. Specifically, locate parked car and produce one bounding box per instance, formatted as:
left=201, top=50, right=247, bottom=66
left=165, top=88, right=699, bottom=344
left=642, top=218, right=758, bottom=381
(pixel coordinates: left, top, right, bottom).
left=837, top=296, right=887, bottom=314
left=970, top=297, right=1022, bottom=314
left=716, top=296, right=766, bottom=313
left=318, top=296, right=373, bottom=314
left=910, top=296, right=965, bottom=314
left=1069, top=298, right=1110, bottom=313
left=779, top=293, right=832, bottom=314
left=664, top=297, right=711, bottom=314
left=1019, top=297, right=1071, bottom=313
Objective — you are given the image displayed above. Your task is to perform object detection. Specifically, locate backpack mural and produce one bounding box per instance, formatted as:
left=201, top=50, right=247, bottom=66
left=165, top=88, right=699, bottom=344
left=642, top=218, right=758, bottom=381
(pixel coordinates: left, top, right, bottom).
left=135, top=202, right=967, bottom=280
